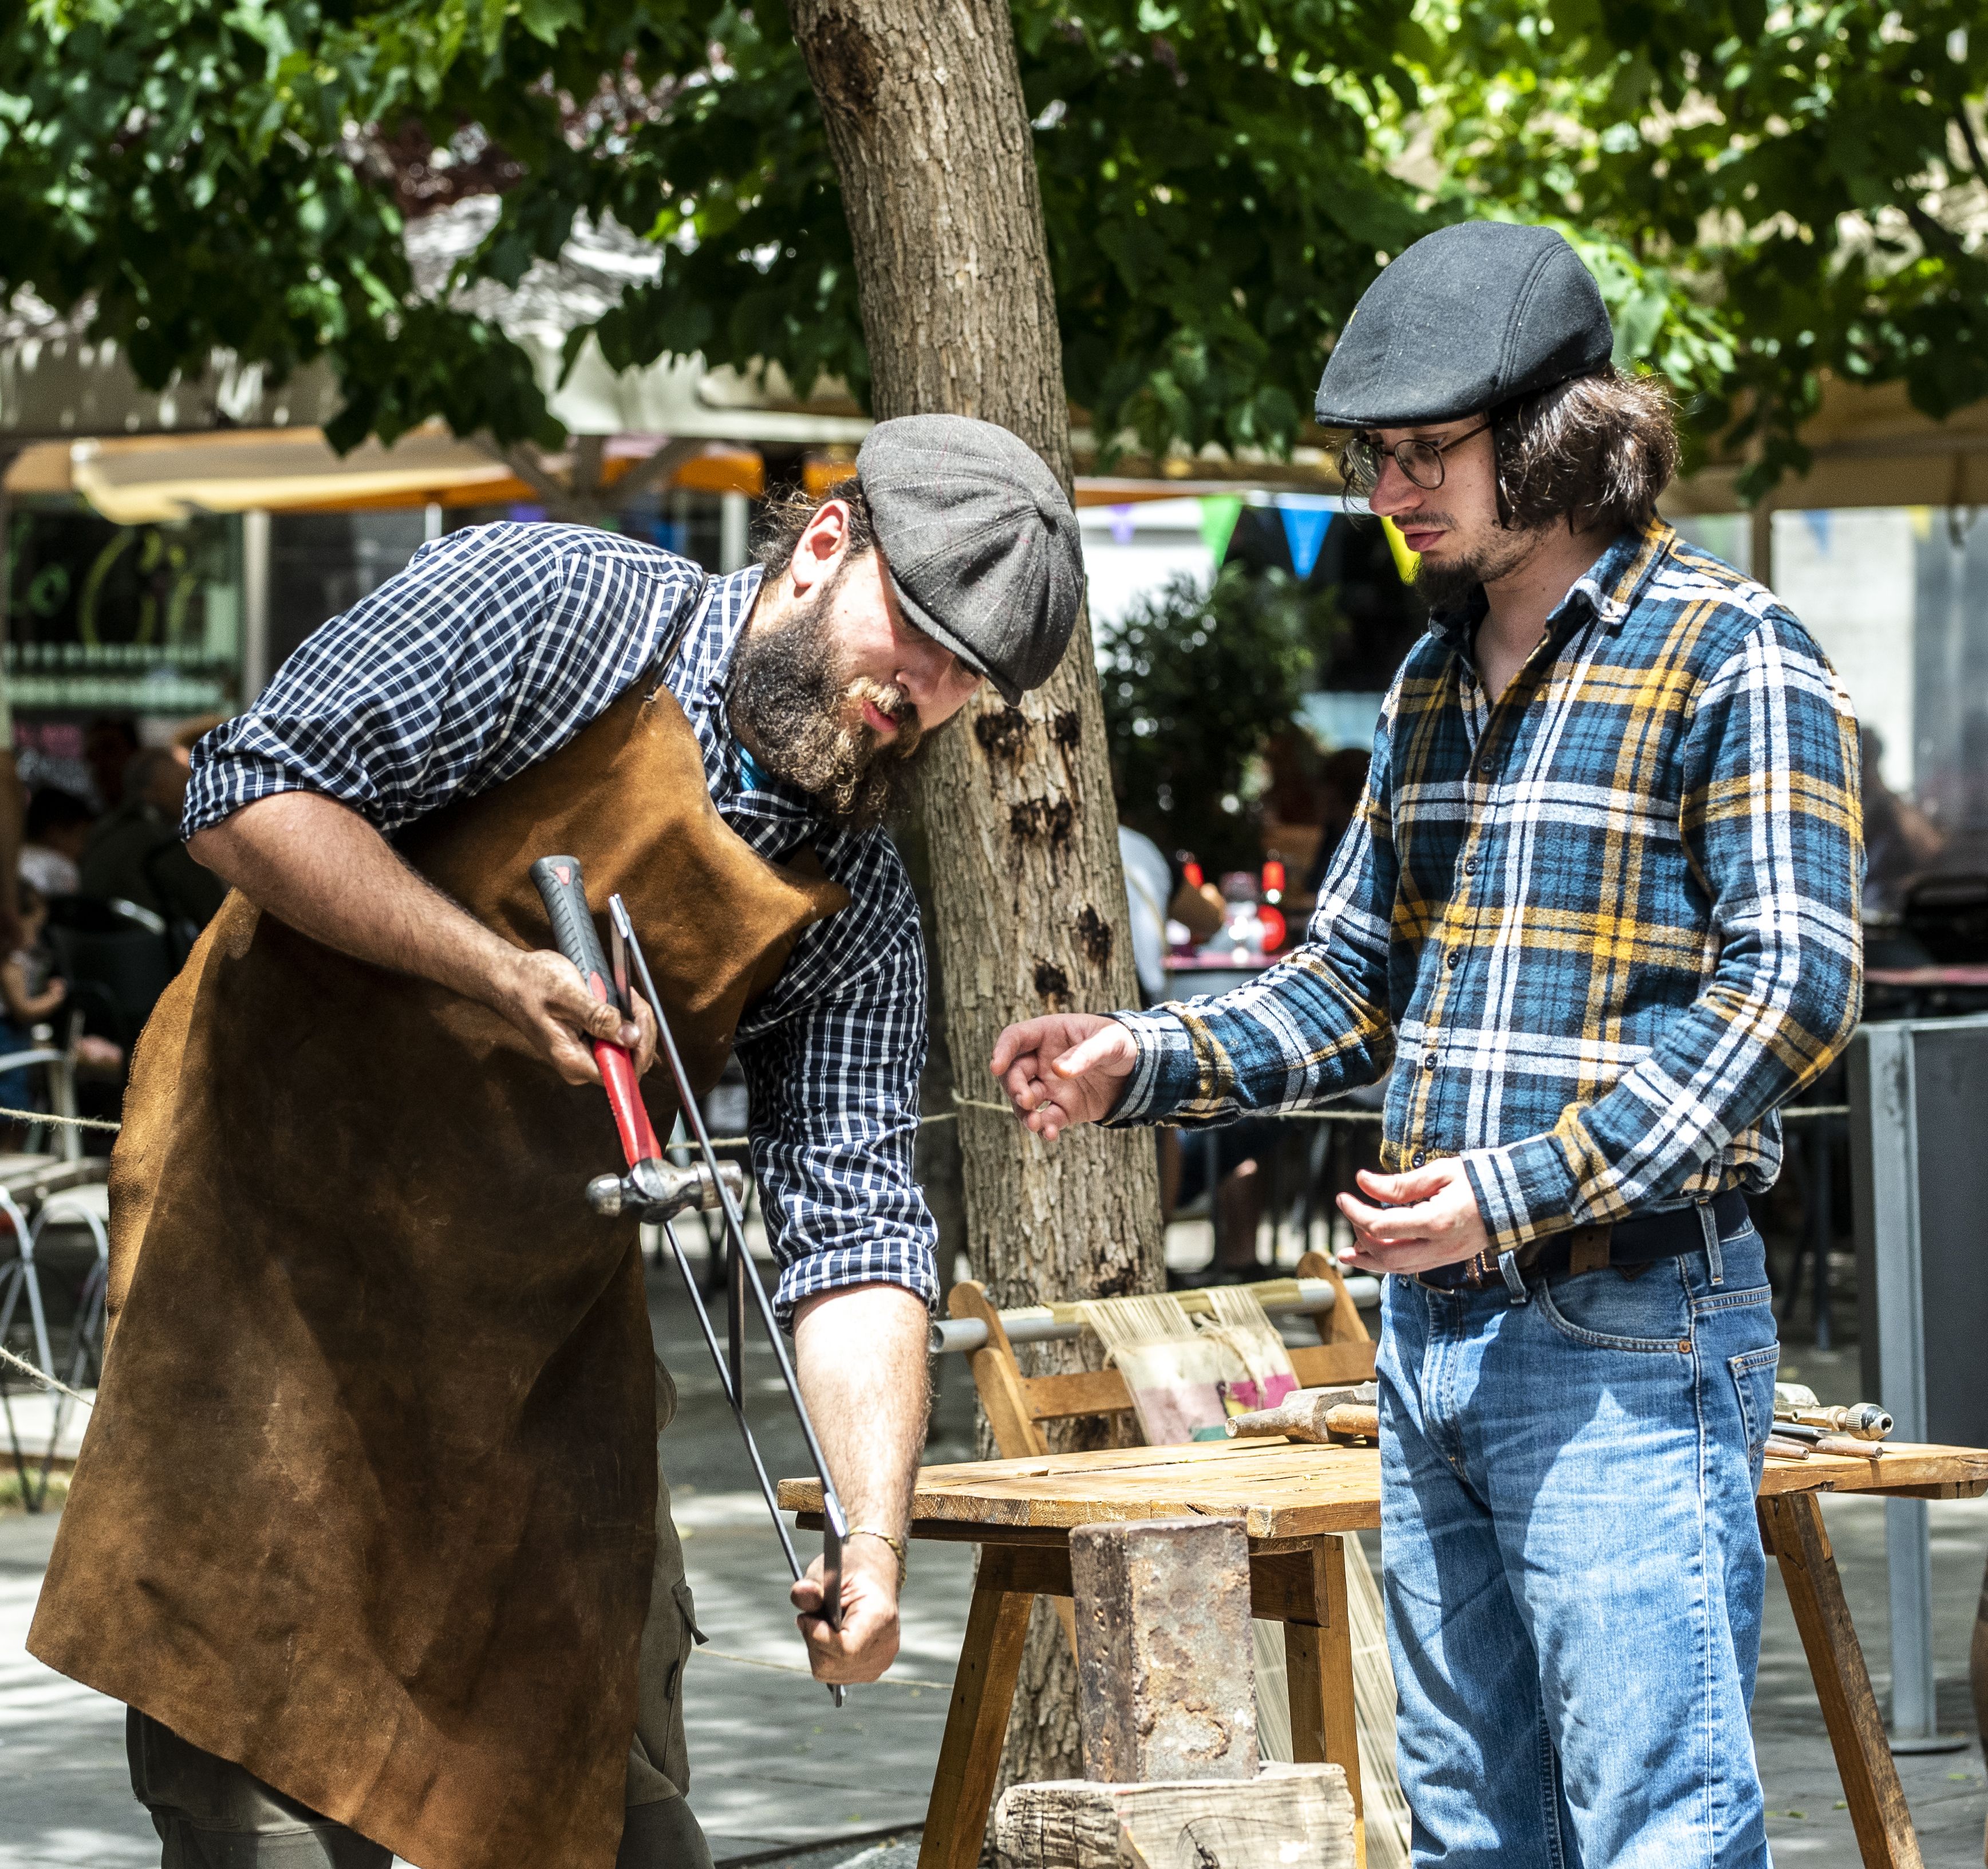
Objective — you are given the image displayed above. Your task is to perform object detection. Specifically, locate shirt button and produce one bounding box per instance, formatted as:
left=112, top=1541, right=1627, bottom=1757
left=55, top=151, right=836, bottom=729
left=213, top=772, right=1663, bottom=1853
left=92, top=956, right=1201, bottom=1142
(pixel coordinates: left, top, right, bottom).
left=1447, top=950, right=1461, bottom=968
left=1423, top=1053, right=1438, bottom=1071
left=1463, top=857, right=1478, bottom=876
left=1411, top=1150, right=1426, bottom=1168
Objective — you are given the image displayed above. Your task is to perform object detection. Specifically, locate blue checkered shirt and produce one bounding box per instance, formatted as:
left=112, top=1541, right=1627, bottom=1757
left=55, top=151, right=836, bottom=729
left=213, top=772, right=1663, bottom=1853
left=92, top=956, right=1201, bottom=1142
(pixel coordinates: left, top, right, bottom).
left=186, top=525, right=938, bottom=1320
left=1110, top=520, right=1865, bottom=1254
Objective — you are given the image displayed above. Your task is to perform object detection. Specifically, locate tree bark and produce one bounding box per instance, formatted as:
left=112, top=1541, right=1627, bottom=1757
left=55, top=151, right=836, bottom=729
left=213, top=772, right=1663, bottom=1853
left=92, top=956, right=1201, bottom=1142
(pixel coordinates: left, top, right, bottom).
left=789, top=0, right=1166, bottom=1793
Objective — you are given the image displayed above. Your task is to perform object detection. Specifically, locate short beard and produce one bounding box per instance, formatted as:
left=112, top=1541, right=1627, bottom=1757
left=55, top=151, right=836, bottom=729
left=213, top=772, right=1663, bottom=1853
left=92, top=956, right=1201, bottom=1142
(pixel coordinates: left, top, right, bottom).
left=1413, top=516, right=1541, bottom=611
left=725, top=573, right=933, bottom=830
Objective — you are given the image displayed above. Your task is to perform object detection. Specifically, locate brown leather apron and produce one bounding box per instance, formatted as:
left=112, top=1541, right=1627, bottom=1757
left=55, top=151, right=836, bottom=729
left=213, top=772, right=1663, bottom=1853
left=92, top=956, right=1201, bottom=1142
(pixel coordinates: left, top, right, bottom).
left=29, top=636, right=845, bottom=1869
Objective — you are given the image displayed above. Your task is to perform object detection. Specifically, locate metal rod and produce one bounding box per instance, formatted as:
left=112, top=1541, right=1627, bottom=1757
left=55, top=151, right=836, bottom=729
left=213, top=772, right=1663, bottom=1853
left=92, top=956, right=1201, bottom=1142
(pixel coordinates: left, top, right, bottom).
left=659, top=1219, right=804, bottom=1583
left=929, top=1273, right=1380, bottom=1354
left=611, top=896, right=849, bottom=1704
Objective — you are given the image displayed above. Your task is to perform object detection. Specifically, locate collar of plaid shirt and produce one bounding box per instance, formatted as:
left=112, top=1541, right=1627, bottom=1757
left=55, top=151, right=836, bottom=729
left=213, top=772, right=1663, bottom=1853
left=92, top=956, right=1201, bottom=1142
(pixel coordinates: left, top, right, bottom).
left=1424, top=516, right=1659, bottom=659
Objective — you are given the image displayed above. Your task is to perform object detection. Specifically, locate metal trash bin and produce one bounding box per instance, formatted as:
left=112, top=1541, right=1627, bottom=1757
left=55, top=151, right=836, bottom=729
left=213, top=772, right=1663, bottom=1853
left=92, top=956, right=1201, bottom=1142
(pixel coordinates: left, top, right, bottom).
left=1848, top=1011, right=1988, bottom=1750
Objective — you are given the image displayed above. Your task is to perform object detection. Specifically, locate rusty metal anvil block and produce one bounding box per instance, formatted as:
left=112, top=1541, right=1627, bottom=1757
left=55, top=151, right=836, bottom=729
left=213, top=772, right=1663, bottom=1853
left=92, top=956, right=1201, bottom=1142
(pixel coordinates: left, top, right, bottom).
left=1068, top=1515, right=1259, bottom=1784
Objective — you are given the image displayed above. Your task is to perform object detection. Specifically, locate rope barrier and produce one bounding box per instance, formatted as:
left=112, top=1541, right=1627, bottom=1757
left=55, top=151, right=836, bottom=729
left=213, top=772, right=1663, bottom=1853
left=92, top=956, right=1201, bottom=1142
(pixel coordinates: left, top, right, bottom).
left=0, top=1342, right=93, bottom=1406
left=0, top=1098, right=1853, bottom=1153
left=0, top=1105, right=123, bottom=1131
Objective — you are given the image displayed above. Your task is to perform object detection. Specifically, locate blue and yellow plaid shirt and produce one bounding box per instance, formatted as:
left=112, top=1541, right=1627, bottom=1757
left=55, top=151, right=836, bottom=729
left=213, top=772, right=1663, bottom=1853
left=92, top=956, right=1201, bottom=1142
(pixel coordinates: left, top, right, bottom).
left=1111, top=519, right=1864, bottom=1253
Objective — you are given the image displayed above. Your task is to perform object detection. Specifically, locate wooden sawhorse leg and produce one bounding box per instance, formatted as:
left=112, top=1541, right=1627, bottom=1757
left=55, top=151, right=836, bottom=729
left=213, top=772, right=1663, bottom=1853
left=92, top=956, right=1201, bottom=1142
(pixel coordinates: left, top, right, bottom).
left=1760, top=1493, right=1924, bottom=1869
left=1272, top=1543, right=1367, bottom=1861
left=917, top=1541, right=1055, bottom=1869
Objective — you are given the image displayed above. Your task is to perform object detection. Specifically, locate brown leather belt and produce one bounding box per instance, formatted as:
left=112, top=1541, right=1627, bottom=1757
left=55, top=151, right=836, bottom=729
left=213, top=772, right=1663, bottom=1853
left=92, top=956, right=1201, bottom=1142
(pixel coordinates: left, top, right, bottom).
left=1423, top=1189, right=1752, bottom=1292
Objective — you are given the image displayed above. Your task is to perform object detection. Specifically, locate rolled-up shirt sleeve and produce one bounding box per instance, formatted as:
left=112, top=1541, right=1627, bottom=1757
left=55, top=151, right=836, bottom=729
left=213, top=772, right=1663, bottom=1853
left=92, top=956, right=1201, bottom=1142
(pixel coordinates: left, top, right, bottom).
left=739, top=914, right=938, bottom=1326
left=184, top=525, right=693, bottom=838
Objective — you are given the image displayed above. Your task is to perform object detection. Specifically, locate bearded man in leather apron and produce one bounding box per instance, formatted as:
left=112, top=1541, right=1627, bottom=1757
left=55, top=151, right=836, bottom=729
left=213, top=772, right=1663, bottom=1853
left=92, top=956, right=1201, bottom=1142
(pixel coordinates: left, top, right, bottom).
left=30, top=416, right=1085, bottom=1869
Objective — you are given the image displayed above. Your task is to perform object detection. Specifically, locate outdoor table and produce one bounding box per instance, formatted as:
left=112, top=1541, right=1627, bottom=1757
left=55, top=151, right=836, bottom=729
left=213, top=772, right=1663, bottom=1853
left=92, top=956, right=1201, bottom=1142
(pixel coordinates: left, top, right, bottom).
left=781, top=1434, right=1988, bottom=1869
left=1164, top=952, right=1276, bottom=1000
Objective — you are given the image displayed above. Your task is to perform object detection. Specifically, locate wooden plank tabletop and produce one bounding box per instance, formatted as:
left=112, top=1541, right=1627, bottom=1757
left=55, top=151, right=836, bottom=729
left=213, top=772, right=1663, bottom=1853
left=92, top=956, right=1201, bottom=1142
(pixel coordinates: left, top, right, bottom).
left=776, top=1439, right=1988, bottom=1543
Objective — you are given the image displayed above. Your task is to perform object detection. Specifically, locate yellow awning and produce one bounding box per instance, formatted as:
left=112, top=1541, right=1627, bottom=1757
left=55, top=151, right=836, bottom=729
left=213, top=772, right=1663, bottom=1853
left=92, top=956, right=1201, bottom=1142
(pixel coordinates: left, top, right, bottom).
left=3, top=426, right=765, bottom=523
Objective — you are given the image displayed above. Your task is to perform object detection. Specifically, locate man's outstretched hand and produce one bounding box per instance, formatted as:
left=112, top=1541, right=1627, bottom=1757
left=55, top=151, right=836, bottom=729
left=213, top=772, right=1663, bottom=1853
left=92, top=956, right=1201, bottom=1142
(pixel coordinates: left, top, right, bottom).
left=1338, top=1158, right=1490, bottom=1274
left=989, top=1012, right=1136, bottom=1142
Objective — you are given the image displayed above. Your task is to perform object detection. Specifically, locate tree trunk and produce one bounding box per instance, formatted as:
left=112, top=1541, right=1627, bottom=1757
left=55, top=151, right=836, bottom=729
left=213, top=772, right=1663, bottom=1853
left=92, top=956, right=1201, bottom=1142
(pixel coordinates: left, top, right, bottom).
left=789, top=0, right=1166, bottom=1794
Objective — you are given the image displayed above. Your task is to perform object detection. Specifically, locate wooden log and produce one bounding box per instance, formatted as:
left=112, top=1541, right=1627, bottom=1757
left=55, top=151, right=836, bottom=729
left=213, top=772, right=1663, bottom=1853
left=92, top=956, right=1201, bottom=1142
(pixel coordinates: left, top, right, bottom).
left=995, top=1764, right=1356, bottom=1869
left=1226, top=1386, right=1378, bottom=1445
left=1070, top=1516, right=1258, bottom=1783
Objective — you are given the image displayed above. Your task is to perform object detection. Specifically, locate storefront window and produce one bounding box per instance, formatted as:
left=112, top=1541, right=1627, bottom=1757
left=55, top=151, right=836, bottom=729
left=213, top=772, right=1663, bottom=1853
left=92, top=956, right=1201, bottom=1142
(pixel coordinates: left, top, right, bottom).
left=5, top=500, right=242, bottom=717
left=1758, top=509, right=1988, bottom=922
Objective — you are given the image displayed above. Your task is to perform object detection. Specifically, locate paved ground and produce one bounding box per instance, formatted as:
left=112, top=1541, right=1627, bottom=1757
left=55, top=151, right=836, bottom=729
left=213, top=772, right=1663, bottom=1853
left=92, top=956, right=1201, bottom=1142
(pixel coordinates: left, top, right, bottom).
left=3, top=1243, right=1984, bottom=1867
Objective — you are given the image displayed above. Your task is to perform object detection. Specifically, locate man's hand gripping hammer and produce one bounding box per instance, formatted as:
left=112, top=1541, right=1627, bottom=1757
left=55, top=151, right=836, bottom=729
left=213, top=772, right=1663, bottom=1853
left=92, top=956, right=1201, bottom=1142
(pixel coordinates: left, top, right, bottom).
left=530, top=856, right=849, bottom=1704
left=528, top=857, right=741, bottom=1224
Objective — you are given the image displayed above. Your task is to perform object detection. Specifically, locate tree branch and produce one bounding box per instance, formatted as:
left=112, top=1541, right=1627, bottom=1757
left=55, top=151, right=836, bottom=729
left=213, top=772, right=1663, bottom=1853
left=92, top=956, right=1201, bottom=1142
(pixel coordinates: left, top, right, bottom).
left=472, top=436, right=571, bottom=511
left=571, top=434, right=605, bottom=502
left=1954, top=107, right=1988, bottom=187
left=1903, top=199, right=1967, bottom=258
left=606, top=436, right=703, bottom=508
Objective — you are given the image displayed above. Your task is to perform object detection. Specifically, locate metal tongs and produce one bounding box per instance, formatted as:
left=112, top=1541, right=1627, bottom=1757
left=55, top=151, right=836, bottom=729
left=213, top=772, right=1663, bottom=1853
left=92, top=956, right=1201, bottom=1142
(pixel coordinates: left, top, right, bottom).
left=528, top=855, right=848, bottom=1704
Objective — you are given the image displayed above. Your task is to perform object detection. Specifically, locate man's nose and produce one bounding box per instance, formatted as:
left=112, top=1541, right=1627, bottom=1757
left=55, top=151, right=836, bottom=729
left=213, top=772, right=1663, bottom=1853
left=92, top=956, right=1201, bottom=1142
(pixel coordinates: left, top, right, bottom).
left=897, top=636, right=959, bottom=703
left=1367, top=456, right=1423, bottom=517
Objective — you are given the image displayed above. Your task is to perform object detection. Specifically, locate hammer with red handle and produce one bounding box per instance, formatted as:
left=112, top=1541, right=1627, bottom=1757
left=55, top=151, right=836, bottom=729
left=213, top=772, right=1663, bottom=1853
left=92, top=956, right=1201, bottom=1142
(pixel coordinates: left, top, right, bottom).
left=530, top=855, right=741, bottom=1223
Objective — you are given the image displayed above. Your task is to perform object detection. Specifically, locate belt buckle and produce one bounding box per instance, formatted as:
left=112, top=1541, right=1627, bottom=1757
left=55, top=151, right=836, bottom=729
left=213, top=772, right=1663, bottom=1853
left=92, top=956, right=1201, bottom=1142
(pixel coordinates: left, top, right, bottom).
left=1458, top=1250, right=1497, bottom=1291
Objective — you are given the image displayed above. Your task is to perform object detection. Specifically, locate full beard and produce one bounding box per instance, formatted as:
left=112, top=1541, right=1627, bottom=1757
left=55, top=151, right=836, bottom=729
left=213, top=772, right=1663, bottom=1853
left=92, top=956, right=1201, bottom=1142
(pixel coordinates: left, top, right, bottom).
left=725, top=586, right=932, bottom=830
left=1411, top=515, right=1541, bottom=611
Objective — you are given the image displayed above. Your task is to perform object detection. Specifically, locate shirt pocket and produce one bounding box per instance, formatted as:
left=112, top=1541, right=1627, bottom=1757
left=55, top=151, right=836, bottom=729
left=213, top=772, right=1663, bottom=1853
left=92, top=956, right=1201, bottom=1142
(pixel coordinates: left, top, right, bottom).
left=1729, top=1343, right=1782, bottom=1465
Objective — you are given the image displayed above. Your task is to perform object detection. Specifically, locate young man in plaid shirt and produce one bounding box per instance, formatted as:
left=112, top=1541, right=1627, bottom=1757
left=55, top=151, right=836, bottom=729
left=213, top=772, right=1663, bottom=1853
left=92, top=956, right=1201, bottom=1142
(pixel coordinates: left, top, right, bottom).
left=993, top=223, right=1863, bottom=1868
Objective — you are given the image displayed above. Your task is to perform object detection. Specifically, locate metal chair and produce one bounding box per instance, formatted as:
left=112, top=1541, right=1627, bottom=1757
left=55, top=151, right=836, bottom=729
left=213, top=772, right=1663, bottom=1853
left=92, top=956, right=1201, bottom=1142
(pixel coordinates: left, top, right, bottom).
left=0, top=1152, right=109, bottom=1512
left=0, top=1018, right=104, bottom=1379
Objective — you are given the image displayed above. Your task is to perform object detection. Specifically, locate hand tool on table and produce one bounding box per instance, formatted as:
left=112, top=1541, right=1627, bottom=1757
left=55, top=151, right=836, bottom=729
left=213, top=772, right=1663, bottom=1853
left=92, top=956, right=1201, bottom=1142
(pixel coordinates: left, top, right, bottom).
left=1774, top=1382, right=1893, bottom=1441
left=530, top=856, right=850, bottom=1706
left=1769, top=1419, right=1887, bottom=1458
left=1224, top=1383, right=1379, bottom=1445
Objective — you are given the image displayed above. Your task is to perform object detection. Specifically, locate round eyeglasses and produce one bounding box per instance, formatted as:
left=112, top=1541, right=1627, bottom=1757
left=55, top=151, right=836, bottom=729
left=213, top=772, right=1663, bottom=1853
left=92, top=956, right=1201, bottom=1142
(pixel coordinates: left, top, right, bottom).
left=1336, top=420, right=1492, bottom=496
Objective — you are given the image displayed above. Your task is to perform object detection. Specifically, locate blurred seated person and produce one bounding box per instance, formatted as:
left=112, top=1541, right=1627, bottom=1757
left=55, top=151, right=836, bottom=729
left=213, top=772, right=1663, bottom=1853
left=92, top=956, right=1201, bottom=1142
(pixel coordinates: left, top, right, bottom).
left=19, top=788, right=94, bottom=898
left=80, top=746, right=227, bottom=929
left=1860, top=725, right=1943, bottom=916
left=1300, top=746, right=1374, bottom=898
left=1167, top=863, right=1225, bottom=943
left=0, top=881, right=123, bottom=1119
left=1119, top=824, right=1173, bottom=1005
left=1164, top=1118, right=1285, bottom=1280
left=83, top=716, right=141, bottom=813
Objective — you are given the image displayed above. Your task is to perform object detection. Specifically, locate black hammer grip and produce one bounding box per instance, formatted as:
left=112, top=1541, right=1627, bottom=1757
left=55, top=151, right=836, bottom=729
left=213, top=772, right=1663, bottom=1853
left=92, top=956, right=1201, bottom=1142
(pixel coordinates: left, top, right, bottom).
left=530, top=855, right=612, bottom=993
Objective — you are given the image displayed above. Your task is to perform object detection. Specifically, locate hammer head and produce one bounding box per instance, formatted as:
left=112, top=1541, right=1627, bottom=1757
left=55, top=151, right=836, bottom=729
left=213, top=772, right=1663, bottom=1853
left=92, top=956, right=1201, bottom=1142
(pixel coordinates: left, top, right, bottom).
left=586, top=1159, right=747, bottom=1222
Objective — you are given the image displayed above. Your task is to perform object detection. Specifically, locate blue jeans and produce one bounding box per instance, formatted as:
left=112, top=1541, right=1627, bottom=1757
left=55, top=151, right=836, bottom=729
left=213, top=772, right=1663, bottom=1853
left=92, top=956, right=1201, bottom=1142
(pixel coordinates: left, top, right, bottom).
left=1378, top=1219, right=1778, bottom=1869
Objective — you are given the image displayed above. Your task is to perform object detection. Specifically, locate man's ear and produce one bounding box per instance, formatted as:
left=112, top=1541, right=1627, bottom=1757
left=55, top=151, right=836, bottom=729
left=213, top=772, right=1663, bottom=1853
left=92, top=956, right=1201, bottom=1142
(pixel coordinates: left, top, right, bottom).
left=790, top=498, right=851, bottom=597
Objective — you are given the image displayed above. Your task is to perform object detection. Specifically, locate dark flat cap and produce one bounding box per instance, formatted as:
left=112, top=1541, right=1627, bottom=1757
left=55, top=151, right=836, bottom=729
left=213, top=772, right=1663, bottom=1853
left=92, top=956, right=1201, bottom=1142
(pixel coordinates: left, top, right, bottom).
left=1315, top=222, right=1614, bottom=429
left=856, top=415, right=1083, bottom=705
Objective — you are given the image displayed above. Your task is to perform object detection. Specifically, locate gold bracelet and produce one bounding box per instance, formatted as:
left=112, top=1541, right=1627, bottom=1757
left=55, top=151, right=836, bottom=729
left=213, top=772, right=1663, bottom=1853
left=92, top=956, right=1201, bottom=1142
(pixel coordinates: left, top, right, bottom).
left=843, top=1525, right=907, bottom=1585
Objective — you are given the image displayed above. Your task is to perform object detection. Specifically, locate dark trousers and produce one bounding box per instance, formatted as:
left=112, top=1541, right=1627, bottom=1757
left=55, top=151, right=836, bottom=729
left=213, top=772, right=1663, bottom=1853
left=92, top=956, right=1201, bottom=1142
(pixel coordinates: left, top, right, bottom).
left=128, top=1717, right=713, bottom=1869
left=129, top=1453, right=711, bottom=1869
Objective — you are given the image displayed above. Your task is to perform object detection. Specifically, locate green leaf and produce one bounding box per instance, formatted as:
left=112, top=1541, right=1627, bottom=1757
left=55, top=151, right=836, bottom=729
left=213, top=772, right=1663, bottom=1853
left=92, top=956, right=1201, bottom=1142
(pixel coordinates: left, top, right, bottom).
left=517, top=0, right=582, bottom=47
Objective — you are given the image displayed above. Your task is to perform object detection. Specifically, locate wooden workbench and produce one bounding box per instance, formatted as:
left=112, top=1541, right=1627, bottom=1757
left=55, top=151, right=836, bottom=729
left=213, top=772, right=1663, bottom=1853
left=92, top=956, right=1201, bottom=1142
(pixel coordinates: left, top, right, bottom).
left=781, top=1436, right=1988, bottom=1869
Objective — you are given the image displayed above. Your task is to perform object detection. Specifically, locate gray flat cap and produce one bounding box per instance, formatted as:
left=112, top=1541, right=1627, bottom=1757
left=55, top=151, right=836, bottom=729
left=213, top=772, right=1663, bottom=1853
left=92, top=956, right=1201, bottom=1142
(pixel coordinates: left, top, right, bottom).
left=856, top=415, right=1082, bottom=705
left=1316, top=222, right=1614, bottom=429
